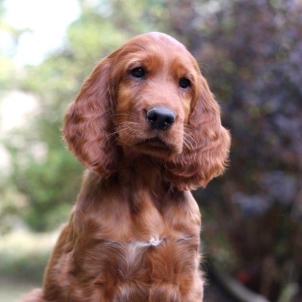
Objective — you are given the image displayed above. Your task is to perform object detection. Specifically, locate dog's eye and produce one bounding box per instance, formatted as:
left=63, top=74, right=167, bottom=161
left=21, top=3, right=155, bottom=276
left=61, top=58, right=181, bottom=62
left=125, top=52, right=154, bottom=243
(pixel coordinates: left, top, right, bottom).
left=179, top=78, right=191, bottom=89
left=131, top=67, right=145, bottom=78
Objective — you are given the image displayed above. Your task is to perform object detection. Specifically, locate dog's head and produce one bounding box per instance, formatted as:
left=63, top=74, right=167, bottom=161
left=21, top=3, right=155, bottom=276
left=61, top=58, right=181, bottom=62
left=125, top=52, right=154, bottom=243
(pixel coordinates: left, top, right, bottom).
left=63, top=32, right=230, bottom=190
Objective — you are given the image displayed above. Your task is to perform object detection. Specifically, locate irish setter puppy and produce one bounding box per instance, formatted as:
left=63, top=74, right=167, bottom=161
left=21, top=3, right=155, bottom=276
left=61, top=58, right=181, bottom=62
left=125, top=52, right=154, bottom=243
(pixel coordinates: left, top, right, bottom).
left=22, top=32, right=230, bottom=302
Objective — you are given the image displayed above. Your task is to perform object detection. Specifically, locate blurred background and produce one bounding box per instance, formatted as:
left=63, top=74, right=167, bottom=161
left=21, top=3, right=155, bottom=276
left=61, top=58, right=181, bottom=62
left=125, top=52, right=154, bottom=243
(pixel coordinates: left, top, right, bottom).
left=0, top=0, right=302, bottom=301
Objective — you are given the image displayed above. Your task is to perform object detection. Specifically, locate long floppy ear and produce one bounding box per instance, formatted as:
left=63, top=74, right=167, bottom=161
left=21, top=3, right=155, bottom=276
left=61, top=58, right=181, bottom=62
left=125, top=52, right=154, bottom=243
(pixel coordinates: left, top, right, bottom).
left=63, top=58, right=119, bottom=177
left=166, top=75, right=231, bottom=191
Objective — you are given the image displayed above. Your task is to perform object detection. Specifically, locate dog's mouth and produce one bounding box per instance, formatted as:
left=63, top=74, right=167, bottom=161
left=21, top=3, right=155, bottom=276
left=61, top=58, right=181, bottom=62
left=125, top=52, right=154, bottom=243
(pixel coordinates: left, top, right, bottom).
left=143, top=137, right=168, bottom=148
left=136, top=137, right=169, bottom=150
left=135, top=137, right=174, bottom=157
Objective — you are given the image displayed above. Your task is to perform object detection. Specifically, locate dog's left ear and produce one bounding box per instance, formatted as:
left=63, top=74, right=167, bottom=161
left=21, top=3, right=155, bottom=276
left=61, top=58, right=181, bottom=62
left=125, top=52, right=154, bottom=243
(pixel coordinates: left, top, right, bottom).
left=166, top=74, right=231, bottom=191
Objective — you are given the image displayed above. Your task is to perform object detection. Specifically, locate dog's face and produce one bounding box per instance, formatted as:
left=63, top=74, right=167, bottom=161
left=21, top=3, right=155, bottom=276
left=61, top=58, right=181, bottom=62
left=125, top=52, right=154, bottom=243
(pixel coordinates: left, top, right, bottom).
left=111, top=33, right=199, bottom=159
left=64, top=32, right=230, bottom=189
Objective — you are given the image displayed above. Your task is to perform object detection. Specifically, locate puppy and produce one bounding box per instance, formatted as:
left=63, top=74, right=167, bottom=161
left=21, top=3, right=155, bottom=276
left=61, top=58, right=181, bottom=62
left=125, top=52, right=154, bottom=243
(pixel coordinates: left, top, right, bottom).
left=22, top=32, right=230, bottom=302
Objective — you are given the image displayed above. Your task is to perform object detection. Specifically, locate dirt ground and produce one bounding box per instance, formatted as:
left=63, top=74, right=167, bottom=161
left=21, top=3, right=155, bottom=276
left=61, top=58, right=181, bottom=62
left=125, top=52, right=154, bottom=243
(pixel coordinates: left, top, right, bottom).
left=204, top=281, right=235, bottom=302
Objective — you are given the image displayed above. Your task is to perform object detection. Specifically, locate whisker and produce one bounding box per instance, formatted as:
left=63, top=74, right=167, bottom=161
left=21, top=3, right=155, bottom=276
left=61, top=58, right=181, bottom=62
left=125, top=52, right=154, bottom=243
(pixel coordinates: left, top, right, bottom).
left=109, top=113, right=132, bottom=118
left=107, top=120, right=198, bottom=156
left=184, top=124, right=198, bottom=135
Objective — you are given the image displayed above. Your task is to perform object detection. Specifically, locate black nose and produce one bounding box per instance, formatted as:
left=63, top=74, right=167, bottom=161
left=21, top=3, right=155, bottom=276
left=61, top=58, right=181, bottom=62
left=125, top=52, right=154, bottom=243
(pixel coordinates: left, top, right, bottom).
left=146, top=106, right=176, bottom=130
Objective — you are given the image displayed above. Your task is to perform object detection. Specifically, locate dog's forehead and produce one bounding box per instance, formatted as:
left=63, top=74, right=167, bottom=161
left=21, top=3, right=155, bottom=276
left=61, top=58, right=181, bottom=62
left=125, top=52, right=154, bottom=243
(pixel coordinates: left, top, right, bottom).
left=117, top=32, right=196, bottom=70
left=145, top=32, right=186, bottom=48
left=128, top=32, right=187, bottom=52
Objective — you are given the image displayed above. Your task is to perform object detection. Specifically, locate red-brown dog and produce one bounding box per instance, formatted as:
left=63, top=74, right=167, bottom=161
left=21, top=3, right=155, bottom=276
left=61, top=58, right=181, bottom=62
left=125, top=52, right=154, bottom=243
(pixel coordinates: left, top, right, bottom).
left=22, top=32, right=230, bottom=302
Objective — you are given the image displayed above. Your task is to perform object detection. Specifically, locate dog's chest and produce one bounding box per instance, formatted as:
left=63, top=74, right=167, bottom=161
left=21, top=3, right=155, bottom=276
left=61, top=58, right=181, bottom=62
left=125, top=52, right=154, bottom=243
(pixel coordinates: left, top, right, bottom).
left=68, top=191, right=202, bottom=300
left=77, top=211, right=200, bottom=279
left=72, top=233, right=200, bottom=301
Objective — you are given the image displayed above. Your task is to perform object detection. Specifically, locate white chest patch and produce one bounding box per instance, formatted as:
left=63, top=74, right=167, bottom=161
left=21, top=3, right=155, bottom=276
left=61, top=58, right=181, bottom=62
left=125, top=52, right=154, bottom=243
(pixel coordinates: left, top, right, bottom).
left=129, top=236, right=165, bottom=249
left=149, top=236, right=164, bottom=246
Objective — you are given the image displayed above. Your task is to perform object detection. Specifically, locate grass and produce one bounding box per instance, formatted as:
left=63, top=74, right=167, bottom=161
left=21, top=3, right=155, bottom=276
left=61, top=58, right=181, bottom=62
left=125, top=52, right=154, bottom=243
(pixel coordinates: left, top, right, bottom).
left=0, top=229, right=59, bottom=300
left=0, top=276, right=39, bottom=302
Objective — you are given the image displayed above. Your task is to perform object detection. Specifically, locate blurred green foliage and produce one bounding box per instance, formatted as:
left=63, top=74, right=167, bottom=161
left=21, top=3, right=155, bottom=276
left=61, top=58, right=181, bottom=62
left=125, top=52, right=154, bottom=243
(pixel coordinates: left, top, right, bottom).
left=1, top=0, right=302, bottom=300
left=1, top=0, right=169, bottom=231
left=0, top=230, right=56, bottom=282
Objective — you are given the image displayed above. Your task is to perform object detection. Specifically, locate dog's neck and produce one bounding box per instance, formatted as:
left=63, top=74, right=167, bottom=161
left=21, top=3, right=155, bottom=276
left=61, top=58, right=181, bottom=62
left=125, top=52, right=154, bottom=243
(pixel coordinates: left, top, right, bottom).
left=74, top=155, right=190, bottom=244
left=77, top=155, right=181, bottom=211
left=118, top=155, right=166, bottom=188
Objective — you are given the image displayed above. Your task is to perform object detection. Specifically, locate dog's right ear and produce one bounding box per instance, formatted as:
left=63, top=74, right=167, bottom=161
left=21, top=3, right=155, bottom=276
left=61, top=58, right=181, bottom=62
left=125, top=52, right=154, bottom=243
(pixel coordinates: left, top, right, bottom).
left=63, top=57, right=119, bottom=177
